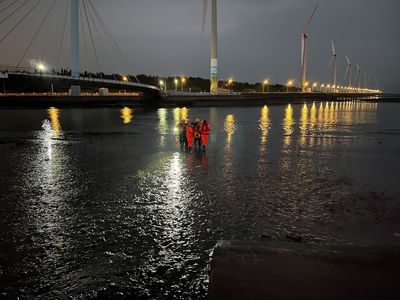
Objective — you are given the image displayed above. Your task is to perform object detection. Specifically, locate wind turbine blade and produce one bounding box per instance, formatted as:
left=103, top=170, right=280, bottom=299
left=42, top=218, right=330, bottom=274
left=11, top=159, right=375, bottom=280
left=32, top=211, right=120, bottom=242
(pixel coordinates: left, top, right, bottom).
left=344, top=65, right=350, bottom=81
left=331, top=39, right=336, bottom=55
left=301, top=37, right=304, bottom=67
left=304, top=4, right=318, bottom=34
left=201, top=0, right=208, bottom=40
left=327, top=56, right=334, bottom=70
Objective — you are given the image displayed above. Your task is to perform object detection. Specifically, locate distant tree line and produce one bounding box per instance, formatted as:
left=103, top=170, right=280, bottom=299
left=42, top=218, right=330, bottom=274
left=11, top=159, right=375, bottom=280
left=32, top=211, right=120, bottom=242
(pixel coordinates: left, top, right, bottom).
left=44, top=69, right=300, bottom=92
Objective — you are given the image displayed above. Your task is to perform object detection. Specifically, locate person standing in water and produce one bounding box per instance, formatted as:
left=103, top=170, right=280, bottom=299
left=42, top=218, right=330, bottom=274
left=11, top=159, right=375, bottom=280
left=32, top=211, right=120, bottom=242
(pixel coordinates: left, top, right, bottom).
left=186, top=122, right=195, bottom=152
left=177, top=119, right=188, bottom=150
left=194, top=122, right=202, bottom=151
left=200, top=120, right=211, bottom=153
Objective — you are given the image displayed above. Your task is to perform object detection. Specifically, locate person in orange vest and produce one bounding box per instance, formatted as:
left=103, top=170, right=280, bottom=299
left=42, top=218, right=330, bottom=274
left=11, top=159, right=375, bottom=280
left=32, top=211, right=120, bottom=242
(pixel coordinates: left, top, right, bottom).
left=200, top=120, right=211, bottom=153
left=186, top=122, right=195, bottom=152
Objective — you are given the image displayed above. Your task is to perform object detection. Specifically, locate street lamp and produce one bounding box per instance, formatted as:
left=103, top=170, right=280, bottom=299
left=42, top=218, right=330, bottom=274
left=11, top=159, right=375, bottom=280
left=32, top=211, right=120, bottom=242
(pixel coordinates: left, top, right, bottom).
left=287, top=80, right=294, bottom=92
left=321, top=84, right=325, bottom=92
left=122, top=76, right=128, bottom=82
left=227, top=78, right=234, bottom=92
left=159, top=80, right=165, bottom=90
left=312, top=82, right=318, bottom=92
left=181, top=77, right=186, bottom=92
left=263, top=79, right=269, bottom=93
left=36, top=62, right=47, bottom=73
left=174, top=78, right=179, bottom=91
left=303, top=81, right=309, bottom=93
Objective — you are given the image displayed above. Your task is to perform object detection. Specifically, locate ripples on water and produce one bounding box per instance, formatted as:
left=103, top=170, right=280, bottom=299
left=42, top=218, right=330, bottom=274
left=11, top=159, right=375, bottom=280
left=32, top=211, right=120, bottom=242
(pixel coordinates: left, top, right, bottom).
left=0, top=101, right=400, bottom=299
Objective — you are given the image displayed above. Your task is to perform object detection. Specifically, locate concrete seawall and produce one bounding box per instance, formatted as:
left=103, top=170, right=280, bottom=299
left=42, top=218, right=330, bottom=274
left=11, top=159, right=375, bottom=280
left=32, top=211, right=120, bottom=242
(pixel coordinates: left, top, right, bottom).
left=0, top=93, right=384, bottom=108
left=209, top=241, right=400, bottom=300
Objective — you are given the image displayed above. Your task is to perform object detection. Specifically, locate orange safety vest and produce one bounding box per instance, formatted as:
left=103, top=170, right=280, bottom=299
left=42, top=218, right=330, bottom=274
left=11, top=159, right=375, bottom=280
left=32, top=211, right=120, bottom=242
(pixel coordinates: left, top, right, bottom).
left=201, top=124, right=210, bottom=135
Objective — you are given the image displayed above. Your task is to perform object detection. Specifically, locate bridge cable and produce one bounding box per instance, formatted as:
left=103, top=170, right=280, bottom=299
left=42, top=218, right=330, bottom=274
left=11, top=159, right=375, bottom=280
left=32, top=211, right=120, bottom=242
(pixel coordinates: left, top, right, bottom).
left=86, top=2, right=118, bottom=80
left=82, top=0, right=101, bottom=76
left=17, top=0, right=57, bottom=67
left=0, top=0, right=40, bottom=44
left=0, top=0, right=22, bottom=16
left=0, top=0, right=29, bottom=26
left=88, top=0, right=139, bottom=83
left=56, top=0, right=69, bottom=70
left=86, top=0, right=111, bottom=74
left=79, top=0, right=90, bottom=75
left=87, top=0, right=121, bottom=80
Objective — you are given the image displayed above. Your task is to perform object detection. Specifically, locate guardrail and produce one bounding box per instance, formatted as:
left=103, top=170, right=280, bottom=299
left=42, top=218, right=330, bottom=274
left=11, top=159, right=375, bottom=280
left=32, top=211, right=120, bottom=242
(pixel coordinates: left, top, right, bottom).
left=0, top=65, right=159, bottom=91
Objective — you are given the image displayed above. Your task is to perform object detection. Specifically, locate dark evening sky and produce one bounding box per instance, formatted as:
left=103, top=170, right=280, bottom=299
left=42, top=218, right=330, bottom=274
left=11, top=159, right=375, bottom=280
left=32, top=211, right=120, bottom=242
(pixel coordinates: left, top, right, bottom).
left=0, top=0, right=399, bottom=92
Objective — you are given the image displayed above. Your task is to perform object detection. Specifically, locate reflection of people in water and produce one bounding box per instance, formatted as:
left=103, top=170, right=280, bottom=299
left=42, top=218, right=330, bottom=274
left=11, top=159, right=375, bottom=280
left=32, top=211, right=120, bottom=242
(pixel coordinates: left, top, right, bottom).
left=200, top=154, right=208, bottom=167
left=186, top=152, right=194, bottom=172
left=186, top=122, right=195, bottom=152
left=177, top=119, right=187, bottom=149
left=200, top=120, right=211, bottom=153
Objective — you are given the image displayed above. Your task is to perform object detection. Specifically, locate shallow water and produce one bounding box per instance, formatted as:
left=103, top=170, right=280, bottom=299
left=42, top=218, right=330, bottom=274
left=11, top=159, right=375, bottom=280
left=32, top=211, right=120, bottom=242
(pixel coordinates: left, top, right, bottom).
left=1, top=101, right=400, bottom=299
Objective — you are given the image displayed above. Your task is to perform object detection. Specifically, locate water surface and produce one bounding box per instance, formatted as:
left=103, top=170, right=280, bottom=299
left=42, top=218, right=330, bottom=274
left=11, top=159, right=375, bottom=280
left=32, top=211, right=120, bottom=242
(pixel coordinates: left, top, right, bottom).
left=1, top=101, right=400, bottom=299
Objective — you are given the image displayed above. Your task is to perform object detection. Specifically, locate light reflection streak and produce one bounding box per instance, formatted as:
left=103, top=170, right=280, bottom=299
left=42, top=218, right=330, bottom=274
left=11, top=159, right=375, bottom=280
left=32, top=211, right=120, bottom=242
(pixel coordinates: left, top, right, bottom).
left=29, top=107, right=71, bottom=264
left=283, top=104, right=293, bottom=147
left=299, top=104, right=308, bottom=146
left=120, top=107, right=133, bottom=124
left=224, top=114, right=236, bottom=151
left=158, top=108, right=168, bottom=147
left=259, top=105, right=270, bottom=155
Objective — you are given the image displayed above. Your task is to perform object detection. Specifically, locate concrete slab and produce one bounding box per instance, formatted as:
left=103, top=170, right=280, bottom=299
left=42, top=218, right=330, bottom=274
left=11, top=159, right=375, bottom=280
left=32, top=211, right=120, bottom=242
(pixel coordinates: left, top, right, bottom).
left=209, top=241, right=400, bottom=300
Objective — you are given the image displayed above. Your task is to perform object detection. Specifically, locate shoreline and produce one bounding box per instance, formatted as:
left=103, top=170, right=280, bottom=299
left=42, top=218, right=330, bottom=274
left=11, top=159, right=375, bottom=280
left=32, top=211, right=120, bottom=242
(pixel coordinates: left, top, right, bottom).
left=0, top=92, right=393, bottom=108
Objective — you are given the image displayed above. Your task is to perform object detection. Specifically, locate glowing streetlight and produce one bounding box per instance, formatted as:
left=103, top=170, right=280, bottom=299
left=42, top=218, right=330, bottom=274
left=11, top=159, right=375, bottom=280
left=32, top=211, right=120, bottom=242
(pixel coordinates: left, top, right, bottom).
left=122, top=76, right=128, bottom=82
left=181, top=77, right=186, bottom=92
left=287, top=80, right=294, bottom=92
left=159, top=79, right=165, bottom=90
left=36, top=62, right=47, bottom=73
left=263, top=79, right=269, bottom=93
left=174, top=78, right=179, bottom=91
left=312, top=82, right=318, bottom=92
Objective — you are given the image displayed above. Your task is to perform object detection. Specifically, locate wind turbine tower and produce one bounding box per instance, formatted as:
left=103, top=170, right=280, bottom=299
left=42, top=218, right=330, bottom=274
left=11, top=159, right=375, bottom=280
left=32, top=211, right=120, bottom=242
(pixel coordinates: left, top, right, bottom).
left=329, top=39, right=338, bottom=90
left=355, top=64, right=361, bottom=90
left=203, top=0, right=218, bottom=94
left=344, top=56, right=352, bottom=88
left=301, top=4, right=318, bottom=92
left=210, top=0, right=218, bottom=94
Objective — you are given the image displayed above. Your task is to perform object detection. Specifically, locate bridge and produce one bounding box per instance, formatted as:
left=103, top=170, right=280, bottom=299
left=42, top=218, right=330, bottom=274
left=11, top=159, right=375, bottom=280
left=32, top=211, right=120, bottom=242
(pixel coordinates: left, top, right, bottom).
left=0, top=66, right=160, bottom=98
left=0, top=0, right=161, bottom=99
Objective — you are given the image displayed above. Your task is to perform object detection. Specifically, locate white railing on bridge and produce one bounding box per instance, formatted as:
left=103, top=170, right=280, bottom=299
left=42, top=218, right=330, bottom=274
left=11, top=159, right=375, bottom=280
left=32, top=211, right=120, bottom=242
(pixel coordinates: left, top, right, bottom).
left=0, top=65, right=159, bottom=91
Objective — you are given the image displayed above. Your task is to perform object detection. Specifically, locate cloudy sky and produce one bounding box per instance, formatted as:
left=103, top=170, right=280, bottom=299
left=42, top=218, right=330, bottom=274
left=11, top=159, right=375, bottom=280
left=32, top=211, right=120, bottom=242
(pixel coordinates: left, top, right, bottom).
left=0, top=0, right=399, bottom=92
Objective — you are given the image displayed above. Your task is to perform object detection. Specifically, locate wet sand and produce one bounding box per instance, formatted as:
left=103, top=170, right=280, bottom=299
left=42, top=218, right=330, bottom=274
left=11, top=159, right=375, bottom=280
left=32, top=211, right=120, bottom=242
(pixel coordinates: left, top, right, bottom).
left=0, top=101, right=399, bottom=298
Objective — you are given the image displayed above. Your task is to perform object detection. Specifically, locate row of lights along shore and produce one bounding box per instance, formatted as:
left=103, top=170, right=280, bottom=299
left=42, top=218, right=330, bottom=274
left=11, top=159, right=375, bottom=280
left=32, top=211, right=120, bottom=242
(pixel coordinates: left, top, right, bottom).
left=32, top=61, right=380, bottom=94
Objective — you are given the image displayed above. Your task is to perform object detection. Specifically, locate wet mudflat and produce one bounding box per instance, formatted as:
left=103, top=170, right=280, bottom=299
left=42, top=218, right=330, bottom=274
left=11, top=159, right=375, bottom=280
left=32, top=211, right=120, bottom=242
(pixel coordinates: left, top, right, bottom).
left=0, top=101, right=400, bottom=299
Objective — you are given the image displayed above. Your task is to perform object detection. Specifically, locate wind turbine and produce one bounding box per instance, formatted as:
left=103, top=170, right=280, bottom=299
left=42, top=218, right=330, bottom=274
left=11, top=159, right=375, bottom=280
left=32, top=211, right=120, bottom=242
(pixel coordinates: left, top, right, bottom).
left=354, top=63, right=361, bottom=90
left=328, top=39, right=337, bottom=90
left=202, top=0, right=218, bottom=94
left=363, top=72, right=368, bottom=90
left=301, top=4, right=318, bottom=92
left=344, top=56, right=352, bottom=88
